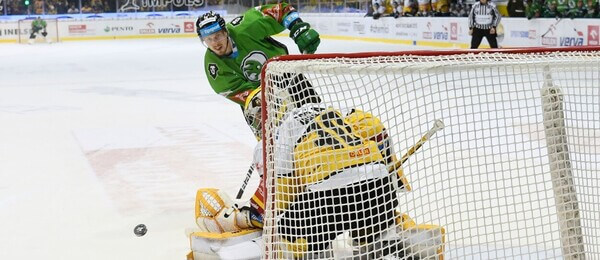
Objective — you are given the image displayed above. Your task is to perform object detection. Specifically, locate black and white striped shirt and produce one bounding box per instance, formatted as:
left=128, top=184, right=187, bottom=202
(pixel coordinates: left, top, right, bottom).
left=468, top=1, right=501, bottom=30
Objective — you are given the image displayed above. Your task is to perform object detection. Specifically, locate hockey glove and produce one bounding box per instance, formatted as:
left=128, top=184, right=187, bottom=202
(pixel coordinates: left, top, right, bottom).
left=290, top=22, right=320, bottom=54
left=195, top=188, right=255, bottom=233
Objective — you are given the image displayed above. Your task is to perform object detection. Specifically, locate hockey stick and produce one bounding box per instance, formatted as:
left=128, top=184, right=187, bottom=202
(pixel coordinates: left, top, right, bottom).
left=541, top=17, right=563, bottom=38
left=235, top=164, right=255, bottom=199
left=390, top=120, right=445, bottom=172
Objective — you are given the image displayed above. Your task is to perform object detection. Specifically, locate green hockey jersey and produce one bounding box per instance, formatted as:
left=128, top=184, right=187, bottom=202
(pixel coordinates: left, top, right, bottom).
left=31, top=19, right=47, bottom=30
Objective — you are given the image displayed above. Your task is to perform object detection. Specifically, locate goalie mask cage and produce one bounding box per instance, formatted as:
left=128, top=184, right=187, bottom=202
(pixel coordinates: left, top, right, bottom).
left=17, top=18, right=59, bottom=44
left=260, top=47, right=600, bottom=259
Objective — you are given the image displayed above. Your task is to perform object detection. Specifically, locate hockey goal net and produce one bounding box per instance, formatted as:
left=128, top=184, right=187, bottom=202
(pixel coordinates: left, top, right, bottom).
left=17, top=18, right=59, bottom=44
left=260, top=47, right=600, bottom=259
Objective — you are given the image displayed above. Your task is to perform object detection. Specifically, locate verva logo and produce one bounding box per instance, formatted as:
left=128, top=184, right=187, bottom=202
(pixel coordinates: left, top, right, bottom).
left=559, top=37, right=584, bottom=46
left=184, top=22, right=195, bottom=33
left=69, top=24, right=87, bottom=33
left=158, top=24, right=181, bottom=34
left=450, top=23, right=458, bottom=41
left=588, top=25, right=599, bottom=46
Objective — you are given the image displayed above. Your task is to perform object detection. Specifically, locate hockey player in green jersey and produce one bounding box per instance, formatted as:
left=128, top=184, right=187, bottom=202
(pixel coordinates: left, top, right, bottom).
left=28, top=17, right=51, bottom=44
left=196, top=4, right=320, bottom=108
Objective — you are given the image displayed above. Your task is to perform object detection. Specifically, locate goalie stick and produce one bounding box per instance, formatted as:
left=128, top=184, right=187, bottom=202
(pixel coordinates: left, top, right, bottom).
left=235, top=164, right=255, bottom=199
left=390, top=120, right=445, bottom=173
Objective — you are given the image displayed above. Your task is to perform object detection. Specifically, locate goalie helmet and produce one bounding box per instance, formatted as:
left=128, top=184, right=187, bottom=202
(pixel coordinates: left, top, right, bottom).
left=244, top=88, right=263, bottom=139
left=196, top=11, right=226, bottom=39
left=244, top=87, right=292, bottom=140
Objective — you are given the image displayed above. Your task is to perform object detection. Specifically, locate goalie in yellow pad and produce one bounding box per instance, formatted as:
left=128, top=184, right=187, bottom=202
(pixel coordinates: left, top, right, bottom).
left=187, top=87, right=445, bottom=259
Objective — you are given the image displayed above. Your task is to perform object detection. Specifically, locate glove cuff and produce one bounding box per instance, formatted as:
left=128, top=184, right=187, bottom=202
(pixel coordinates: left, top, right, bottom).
left=289, top=21, right=310, bottom=41
left=235, top=209, right=253, bottom=229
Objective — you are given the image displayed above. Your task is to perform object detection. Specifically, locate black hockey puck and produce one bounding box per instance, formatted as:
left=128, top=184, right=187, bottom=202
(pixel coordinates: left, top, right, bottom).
left=134, top=224, right=147, bottom=237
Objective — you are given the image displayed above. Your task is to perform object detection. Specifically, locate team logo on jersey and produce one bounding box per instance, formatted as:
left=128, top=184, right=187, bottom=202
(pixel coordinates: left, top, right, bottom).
left=241, top=51, right=268, bottom=82
left=230, top=16, right=243, bottom=26
left=208, top=63, right=219, bottom=79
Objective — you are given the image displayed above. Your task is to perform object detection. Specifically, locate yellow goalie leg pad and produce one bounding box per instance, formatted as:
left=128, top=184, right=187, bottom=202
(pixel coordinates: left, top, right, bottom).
left=188, top=229, right=262, bottom=260
left=397, top=212, right=446, bottom=260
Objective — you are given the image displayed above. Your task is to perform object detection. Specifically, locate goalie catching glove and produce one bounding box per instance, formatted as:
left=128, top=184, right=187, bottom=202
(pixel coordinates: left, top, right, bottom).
left=188, top=188, right=263, bottom=260
left=195, top=188, right=259, bottom=233
left=289, top=21, right=320, bottom=54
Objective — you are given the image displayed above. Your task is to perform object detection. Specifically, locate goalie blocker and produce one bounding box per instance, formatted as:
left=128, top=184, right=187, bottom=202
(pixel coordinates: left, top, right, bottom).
left=186, top=90, right=445, bottom=259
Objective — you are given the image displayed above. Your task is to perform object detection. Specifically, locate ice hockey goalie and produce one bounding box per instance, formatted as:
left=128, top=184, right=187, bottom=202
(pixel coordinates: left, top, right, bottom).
left=186, top=87, right=445, bottom=259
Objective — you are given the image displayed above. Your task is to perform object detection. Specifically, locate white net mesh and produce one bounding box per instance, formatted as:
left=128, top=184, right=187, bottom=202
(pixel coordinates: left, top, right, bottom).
left=261, top=48, right=600, bottom=259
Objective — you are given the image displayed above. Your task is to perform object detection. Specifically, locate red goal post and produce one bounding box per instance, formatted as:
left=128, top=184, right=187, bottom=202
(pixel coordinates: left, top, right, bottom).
left=259, top=46, right=600, bottom=259
left=17, top=18, right=59, bottom=44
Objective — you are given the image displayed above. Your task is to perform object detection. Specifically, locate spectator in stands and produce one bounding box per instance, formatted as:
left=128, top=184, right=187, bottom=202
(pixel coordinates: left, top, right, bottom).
left=403, top=0, right=419, bottom=16
left=67, top=4, right=79, bottom=13
left=46, top=3, right=57, bottom=14
left=417, top=0, right=432, bottom=16
left=103, top=0, right=115, bottom=12
left=567, top=0, right=586, bottom=17
left=91, top=0, right=103, bottom=13
left=526, top=0, right=544, bottom=19
left=434, top=0, right=450, bottom=16
left=372, top=0, right=388, bottom=19
left=34, top=0, right=43, bottom=14
left=81, top=4, right=92, bottom=13
left=392, top=0, right=404, bottom=17
left=450, top=3, right=459, bottom=16
left=462, top=3, right=472, bottom=16
left=556, top=0, right=569, bottom=16
left=12, top=0, right=26, bottom=15
left=584, top=0, right=599, bottom=17
left=508, top=0, right=526, bottom=16
left=543, top=0, right=561, bottom=17
left=468, top=0, right=501, bottom=49
left=431, top=0, right=439, bottom=15
left=55, top=0, right=69, bottom=14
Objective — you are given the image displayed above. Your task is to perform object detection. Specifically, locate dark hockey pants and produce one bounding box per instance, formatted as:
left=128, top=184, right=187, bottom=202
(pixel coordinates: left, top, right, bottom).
left=278, top=174, right=398, bottom=253
left=30, top=28, right=47, bottom=39
left=471, top=28, right=498, bottom=49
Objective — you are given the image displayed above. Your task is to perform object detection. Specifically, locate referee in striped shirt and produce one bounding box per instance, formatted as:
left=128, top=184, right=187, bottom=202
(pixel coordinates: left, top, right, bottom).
left=468, top=0, right=502, bottom=49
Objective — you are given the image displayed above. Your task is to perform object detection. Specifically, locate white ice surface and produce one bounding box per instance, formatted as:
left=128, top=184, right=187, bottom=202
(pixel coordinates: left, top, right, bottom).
left=0, top=38, right=433, bottom=260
